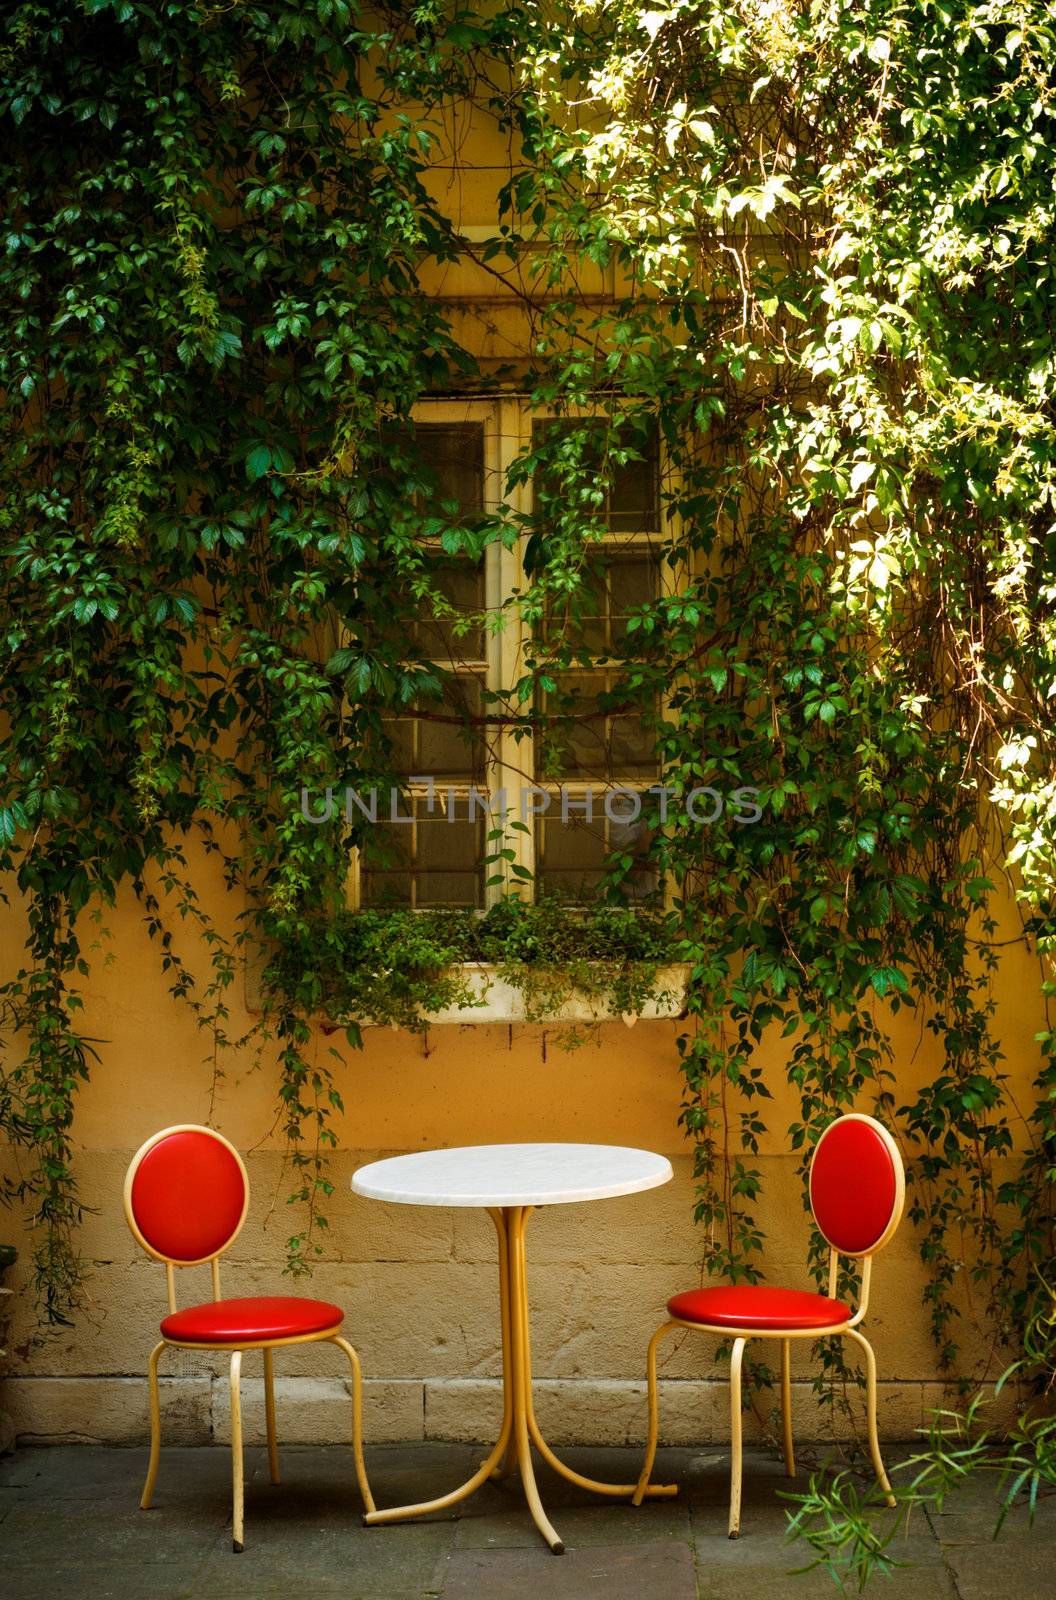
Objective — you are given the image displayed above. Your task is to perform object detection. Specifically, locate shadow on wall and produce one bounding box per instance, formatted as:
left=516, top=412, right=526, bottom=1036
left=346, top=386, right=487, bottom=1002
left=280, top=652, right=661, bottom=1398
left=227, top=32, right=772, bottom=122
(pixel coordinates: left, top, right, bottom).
left=0, top=1243, right=16, bottom=1453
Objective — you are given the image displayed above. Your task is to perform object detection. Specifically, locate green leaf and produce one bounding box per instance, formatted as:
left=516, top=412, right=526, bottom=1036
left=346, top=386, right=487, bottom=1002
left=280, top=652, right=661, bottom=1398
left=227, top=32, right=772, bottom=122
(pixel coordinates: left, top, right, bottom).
left=246, top=445, right=273, bottom=480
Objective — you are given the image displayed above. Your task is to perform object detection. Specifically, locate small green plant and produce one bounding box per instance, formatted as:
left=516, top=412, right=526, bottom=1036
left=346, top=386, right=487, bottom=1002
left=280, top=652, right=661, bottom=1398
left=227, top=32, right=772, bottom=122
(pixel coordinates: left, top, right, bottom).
left=784, top=1288, right=1056, bottom=1590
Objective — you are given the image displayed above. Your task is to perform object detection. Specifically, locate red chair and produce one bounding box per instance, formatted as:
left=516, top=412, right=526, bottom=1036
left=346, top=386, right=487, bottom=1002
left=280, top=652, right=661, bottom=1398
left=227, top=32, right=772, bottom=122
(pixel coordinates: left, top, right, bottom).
left=124, top=1124, right=374, bottom=1550
left=633, top=1112, right=904, bottom=1535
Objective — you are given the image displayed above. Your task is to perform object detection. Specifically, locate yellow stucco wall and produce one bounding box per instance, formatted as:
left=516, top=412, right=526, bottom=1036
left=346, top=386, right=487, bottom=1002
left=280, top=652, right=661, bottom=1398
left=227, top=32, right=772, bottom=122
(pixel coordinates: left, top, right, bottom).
left=0, top=834, right=1042, bottom=1448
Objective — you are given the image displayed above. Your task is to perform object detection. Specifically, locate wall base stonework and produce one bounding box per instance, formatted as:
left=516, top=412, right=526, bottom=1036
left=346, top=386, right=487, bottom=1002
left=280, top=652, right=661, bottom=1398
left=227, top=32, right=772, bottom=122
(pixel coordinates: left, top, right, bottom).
left=1, top=1373, right=1018, bottom=1448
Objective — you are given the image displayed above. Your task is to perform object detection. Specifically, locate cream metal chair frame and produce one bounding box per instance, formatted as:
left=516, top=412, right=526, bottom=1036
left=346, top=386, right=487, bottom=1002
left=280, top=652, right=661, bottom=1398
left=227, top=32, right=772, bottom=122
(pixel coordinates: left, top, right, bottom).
left=633, top=1113, right=905, bottom=1536
left=124, top=1124, right=374, bottom=1551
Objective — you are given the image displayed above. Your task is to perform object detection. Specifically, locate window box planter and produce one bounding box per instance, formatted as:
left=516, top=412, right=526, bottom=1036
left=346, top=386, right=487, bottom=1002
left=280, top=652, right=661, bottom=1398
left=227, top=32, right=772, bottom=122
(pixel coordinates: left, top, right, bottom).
left=361, top=961, right=691, bottom=1028
left=248, top=906, right=688, bottom=1031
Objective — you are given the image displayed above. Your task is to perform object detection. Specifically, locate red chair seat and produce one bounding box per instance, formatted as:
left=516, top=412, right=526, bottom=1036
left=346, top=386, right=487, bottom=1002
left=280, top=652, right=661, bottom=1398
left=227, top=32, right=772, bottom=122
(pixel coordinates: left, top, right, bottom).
left=161, top=1295, right=344, bottom=1345
left=668, top=1285, right=850, bottom=1332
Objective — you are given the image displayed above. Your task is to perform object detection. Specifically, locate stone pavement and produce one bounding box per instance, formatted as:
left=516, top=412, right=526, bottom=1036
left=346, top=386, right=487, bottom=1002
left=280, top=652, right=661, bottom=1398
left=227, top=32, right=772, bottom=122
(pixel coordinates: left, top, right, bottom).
left=1, top=1441, right=1051, bottom=1599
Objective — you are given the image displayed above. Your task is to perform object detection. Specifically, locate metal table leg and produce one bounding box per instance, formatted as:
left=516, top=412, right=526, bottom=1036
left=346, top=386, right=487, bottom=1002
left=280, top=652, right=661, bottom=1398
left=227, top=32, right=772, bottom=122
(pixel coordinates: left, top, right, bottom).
left=364, top=1205, right=677, bottom=1553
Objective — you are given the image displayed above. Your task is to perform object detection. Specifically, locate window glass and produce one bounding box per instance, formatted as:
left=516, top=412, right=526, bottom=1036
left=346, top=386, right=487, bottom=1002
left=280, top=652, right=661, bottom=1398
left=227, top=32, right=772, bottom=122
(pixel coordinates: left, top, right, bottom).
left=536, top=805, right=658, bottom=903
left=542, top=548, right=659, bottom=654
left=529, top=416, right=662, bottom=899
left=372, top=420, right=491, bottom=907
left=361, top=804, right=485, bottom=908
left=408, top=560, right=487, bottom=661
left=389, top=677, right=485, bottom=782
left=531, top=418, right=659, bottom=532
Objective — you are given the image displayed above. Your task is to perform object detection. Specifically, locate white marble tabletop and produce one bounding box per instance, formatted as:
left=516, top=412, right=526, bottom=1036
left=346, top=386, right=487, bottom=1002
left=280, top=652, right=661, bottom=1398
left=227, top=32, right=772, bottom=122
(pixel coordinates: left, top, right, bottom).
left=351, top=1142, right=673, bottom=1208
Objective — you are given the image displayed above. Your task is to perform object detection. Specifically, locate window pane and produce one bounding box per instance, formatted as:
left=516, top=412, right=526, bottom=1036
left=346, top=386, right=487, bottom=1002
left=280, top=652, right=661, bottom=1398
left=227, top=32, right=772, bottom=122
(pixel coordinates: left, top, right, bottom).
left=360, top=806, right=485, bottom=908
left=413, top=423, right=485, bottom=515
left=389, top=676, right=485, bottom=781
left=535, top=797, right=658, bottom=903
left=541, top=560, right=608, bottom=654
left=535, top=811, right=607, bottom=901
left=537, top=672, right=608, bottom=779
left=531, top=418, right=658, bottom=532
left=608, top=552, right=657, bottom=646
left=360, top=871, right=413, bottom=908
left=407, top=560, right=487, bottom=661
left=607, top=804, right=660, bottom=900
left=416, top=813, right=484, bottom=908
left=536, top=672, right=659, bottom=782
left=608, top=713, right=657, bottom=777
left=609, top=436, right=658, bottom=531
left=418, top=678, right=484, bottom=779
left=359, top=819, right=413, bottom=907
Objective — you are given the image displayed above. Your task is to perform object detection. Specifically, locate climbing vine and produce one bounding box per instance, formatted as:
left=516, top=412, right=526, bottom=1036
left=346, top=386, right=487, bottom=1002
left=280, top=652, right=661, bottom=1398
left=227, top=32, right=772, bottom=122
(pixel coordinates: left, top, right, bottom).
left=0, top=0, right=1053, bottom=1488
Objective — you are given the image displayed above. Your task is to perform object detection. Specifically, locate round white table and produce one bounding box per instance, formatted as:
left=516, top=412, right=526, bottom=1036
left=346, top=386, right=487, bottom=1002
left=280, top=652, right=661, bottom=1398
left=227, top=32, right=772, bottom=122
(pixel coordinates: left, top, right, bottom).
left=352, top=1142, right=677, bottom=1552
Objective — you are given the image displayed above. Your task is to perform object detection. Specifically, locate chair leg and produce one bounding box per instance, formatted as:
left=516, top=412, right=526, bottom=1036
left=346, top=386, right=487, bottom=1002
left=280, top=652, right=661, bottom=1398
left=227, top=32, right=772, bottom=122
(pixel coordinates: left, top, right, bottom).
left=843, top=1328, right=895, bottom=1508
left=330, top=1335, right=376, bottom=1515
left=140, top=1341, right=166, bottom=1510
left=230, top=1350, right=245, bottom=1552
left=632, top=1321, right=680, bottom=1507
left=729, top=1337, right=747, bottom=1538
left=781, top=1338, right=795, bottom=1477
left=263, top=1347, right=280, bottom=1485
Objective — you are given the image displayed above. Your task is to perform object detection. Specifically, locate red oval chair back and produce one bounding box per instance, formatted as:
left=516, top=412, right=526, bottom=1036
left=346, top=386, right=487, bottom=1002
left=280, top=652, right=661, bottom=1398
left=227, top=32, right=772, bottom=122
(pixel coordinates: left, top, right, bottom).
left=125, top=1124, right=249, bottom=1265
left=808, top=1112, right=904, bottom=1257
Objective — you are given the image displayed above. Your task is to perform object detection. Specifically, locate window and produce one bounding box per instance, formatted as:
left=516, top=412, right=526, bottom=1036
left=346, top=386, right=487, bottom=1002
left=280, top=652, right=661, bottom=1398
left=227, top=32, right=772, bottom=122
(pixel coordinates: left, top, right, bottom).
left=352, top=400, right=668, bottom=910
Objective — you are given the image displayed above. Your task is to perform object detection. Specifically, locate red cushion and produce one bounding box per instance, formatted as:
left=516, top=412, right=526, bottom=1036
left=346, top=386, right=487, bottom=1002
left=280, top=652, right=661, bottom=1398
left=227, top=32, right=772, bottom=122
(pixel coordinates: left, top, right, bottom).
left=810, top=1117, right=899, bottom=1255
left=668, top=1285, right=850, bottom=1331
left=161, top=1296, right=344, bottom=1345
left=131, top=1130, right=247, bottom=1263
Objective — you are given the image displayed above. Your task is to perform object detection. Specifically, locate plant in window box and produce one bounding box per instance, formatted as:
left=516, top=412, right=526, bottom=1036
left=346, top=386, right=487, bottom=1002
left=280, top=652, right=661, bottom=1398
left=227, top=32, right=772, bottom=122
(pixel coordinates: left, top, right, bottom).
left=481, top=898, right=684, bottom=1037
left=261, top=899, right=686, bottom=1039
left=262, top=909, right=483, bottom=1035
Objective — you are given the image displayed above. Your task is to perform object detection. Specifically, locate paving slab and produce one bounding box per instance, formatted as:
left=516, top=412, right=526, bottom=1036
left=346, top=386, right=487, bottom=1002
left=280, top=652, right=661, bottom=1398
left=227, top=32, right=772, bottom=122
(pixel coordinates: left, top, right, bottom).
left=439, top=1540, right=698, bottom=1599
left=7, top=1570, right=201, bottom=1600
left=944, top=1544, right=1056, bottom=1600
left=454, top=1497, right=692, bottom=1549
left=194, top=1520, right=453, bottom=1599
left=926, top=1480, right=1056, bottom=1546
left=0, top=1443, right=232, bottom=1502
left=2, top=1495, right=226, bottom=1567
left=693, top=1562, right=960, bottom=1600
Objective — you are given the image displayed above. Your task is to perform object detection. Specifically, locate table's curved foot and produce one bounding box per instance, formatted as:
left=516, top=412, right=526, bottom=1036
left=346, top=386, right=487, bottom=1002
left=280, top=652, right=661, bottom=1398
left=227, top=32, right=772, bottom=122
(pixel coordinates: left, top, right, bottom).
left=365, top=1420, right=512, bottom=1528
left=525, top=1411, right=678, bottom=1500
left=521, top=1452, right=564, bottom=1554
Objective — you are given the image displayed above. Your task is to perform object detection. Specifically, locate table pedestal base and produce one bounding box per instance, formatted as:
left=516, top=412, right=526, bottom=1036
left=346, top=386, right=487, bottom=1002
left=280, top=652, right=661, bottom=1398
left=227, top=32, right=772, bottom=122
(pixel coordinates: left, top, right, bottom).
left=363, top=1205, right=678, bottom=1552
